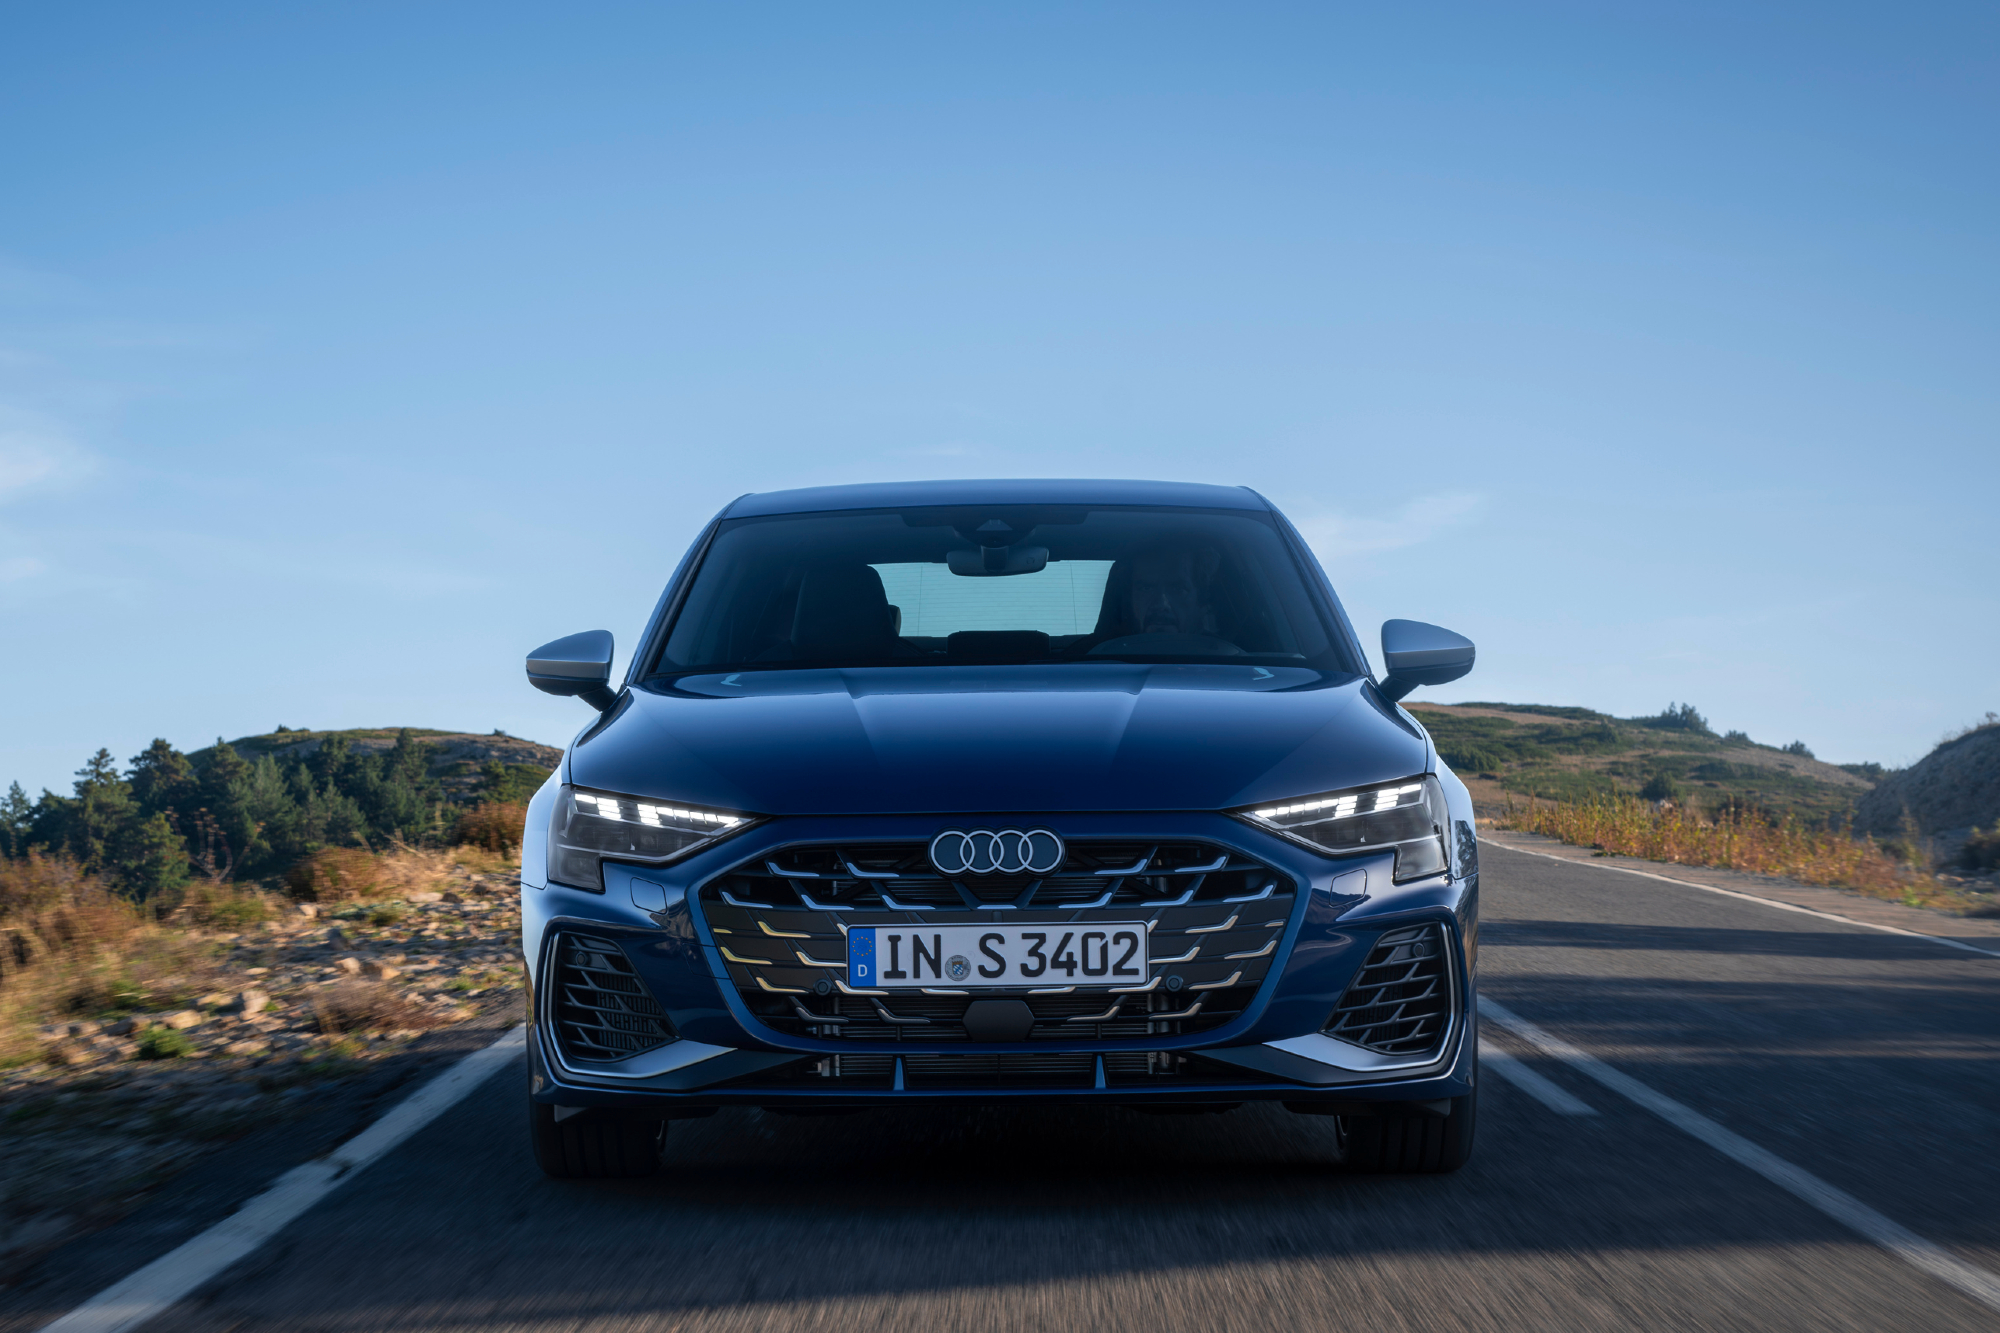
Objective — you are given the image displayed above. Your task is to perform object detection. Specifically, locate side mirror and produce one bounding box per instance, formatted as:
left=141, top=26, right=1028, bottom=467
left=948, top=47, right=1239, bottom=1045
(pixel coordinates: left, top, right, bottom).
left=1378, top=619, right=1475, bottom=703
left=527, top=630, right=618, bottom=711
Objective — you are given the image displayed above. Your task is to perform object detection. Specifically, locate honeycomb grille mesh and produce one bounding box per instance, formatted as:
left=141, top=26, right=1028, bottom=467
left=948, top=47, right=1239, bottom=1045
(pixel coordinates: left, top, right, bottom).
left=550, top=931, right=677, bottom=1063
left=1324, top=923, right=1451, bottom=1055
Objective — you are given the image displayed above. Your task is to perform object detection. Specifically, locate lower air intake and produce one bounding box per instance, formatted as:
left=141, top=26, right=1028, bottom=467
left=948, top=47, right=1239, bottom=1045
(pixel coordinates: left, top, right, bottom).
left=551, top=932, right=677, bottom=1064
left=1325, top=923, right=1451, bottom=1055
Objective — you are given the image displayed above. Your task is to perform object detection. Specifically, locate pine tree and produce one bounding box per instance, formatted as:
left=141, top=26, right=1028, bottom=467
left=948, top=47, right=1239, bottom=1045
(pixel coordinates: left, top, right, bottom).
left=69, top=748, right=137, bottom=871
left=120, top=810, right=191, bottom=899
left=128, top=739, right=198, bottom=819
left=0, top=781, right=30, bottom=857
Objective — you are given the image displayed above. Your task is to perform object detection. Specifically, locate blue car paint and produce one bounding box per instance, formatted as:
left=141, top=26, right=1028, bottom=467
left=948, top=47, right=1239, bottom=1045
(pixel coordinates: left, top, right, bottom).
left=567, top=667, right=1427, bottom=817
left=521, top=479, right=1480, bottom=1111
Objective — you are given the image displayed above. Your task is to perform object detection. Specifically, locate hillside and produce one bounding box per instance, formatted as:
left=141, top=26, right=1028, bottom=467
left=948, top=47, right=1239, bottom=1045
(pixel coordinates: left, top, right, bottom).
left=1408, top=701, right=1874, bottom=825
left=5, top=727, right=563, bottom=900
left=195, top=728, right=562, bottom=804
left=1854, top=717, right=2000, bottom=854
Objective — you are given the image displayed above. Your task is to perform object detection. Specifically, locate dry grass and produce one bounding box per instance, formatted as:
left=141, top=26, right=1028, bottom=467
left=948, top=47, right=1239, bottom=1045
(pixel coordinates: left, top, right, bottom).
left=453, top=801, right=529, bottom=854
left=1498, top=795, right=1963, bottom=910
left=310, top=979, right=447, bottom=1034
left=284, top=844, right=454, bottom=902
left=0, top=855, right=219, bottom=1067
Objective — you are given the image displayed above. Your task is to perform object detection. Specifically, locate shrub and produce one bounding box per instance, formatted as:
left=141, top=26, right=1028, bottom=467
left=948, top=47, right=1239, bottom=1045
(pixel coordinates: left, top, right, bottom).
left=311, top=980, right=444, bottom=1034
left=136, top=1025, right=194, bottom=1059
left=1640, top=703, right=1714, bottom=736
left=1722, top=729, right=1753, bottom=746
left=1639, top=773, right=1682, bottom=802
left=1963, top=827, right=2000, bottom=873
left=1782, top=741, right=1815, bottom=759
left=453, top=801, right=529, bottom=854
left=174, top=880, right=273, bottom=930
left=1440, top=746, right=1508, bottom=774
left=0, top=853, right=219, bottom=1064
left=1499, top=794, right=1942, bottom=904
left=285, top=844, right=450, bottom=902
left=285, top=847, right=384, bottom=902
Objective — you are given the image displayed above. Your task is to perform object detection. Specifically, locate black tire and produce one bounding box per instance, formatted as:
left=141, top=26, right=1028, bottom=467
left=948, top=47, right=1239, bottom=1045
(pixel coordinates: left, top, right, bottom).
left=1334, top=1085, right=1476, bottom=1174
left=529, top=1096, right=665, bottom=1179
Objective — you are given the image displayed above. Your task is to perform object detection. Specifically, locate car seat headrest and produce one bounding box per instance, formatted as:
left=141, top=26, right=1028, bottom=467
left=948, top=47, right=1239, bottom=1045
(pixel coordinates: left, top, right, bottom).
left=792, top=564, right=897, bottom=658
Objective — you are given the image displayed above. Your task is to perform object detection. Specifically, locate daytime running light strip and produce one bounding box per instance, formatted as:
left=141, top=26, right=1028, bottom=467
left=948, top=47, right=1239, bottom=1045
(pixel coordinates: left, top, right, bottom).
left=1253, top=782, right=1422, bottom=822
left=574, top=793, right=742, bottom=827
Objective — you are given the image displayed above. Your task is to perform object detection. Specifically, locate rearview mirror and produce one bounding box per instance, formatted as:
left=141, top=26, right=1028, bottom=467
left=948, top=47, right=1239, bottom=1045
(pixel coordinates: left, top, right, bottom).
left=947, top=545, right=1050, bottom=577
left=1378, top=619, right=1475, bottom=703
left=527, top=630, right=618, bottom=711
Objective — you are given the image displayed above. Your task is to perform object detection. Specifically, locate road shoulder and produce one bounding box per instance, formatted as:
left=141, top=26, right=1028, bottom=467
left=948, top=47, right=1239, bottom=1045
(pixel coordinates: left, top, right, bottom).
left=1481, top=828, right=2000, bottom=953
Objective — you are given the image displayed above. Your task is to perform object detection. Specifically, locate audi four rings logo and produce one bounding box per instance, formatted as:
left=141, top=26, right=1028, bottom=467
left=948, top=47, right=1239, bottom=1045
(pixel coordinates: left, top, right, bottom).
left=929, top=828, right=1065, bottom=876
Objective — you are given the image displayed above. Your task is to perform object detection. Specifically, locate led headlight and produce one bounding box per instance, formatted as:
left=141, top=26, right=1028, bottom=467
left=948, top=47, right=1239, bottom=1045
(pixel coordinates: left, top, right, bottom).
left=548, top=785, right=757, bottom=891
left=1235, top=775, right=1450, bottom=883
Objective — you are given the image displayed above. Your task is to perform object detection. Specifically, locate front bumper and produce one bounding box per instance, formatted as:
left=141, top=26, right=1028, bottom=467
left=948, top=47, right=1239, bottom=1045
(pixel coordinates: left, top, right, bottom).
left=524, top=812, right=1477, bottom=1112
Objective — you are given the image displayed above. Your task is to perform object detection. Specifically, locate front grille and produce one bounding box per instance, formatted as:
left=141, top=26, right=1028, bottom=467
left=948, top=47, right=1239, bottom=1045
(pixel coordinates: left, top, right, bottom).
left=1324, top=923, right=1451, bottom=1054
left=549, top=931, right=677, bottom=1064
left=714, top=840, right=1276, bottom=912
left=700, top=838, right=1295, bottom=1044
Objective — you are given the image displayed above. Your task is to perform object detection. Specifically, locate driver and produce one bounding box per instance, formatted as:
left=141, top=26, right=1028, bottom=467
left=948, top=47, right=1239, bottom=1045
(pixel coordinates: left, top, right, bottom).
left=1099, top=544, right=1223, bottom=640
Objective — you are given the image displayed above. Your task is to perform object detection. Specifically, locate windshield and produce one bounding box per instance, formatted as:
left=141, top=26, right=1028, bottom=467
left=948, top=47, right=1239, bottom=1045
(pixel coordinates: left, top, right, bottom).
left=650, top=504, right=1351, bottom=673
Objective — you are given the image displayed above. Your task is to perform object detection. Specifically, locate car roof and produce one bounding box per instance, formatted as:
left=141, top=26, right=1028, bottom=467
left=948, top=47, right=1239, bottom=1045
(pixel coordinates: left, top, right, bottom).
left=725, top=478, right=1270, bottom=519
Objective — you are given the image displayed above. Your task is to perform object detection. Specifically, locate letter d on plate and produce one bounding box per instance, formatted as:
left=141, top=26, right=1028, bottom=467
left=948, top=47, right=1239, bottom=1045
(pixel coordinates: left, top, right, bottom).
left=848, top=928, right=876, bottom=984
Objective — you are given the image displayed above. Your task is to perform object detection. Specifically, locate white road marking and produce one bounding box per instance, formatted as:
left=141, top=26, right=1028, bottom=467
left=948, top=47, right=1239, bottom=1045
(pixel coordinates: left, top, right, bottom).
left=1478, top=996, right=2000, bottom=1315
left=1479, top=1035, right=1597, bottom=1115
left=1490, top=841, right=2000, bottom=960
left=38, top=1026, right=527, bottom=1333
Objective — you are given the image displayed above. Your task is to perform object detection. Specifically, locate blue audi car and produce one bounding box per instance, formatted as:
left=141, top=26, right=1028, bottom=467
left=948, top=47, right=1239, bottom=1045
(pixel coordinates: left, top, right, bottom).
left=519, top=479, right=1481, bottom=1178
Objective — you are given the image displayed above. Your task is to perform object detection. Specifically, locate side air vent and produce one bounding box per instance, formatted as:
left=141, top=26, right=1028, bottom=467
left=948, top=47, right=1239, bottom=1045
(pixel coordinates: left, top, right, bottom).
left=550, top=932, right=677, bottom=1064
left=1325, top=923, right=1451, bottom=1055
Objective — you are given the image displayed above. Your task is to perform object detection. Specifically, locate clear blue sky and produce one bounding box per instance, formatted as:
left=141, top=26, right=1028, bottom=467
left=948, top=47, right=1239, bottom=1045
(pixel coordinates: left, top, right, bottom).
left=2, top=2, right=1994, bottom=796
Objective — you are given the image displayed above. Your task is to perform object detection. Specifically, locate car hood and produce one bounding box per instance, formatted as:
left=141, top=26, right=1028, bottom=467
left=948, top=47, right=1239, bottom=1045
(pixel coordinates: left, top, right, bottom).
left=566, top=664, right=1430, bottom=817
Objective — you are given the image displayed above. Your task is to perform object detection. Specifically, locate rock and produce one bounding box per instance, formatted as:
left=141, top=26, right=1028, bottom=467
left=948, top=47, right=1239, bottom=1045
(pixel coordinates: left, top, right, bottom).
left=441, top=892, right=465, bottom=904
left=104, top=1018, right=137, bottom=1037
left=222, top=1040, right=269, bottom=1057
left=237, top=990, right=271, bottom=1015
left=66, top=1020, right=102, bottom=1038
left=408, top=892, right=444, bottom=903
left=294, top=903, right=319, bottom=918
left=336, top=957, right=364, bottom=975
left=197, top=991, right=233, bottom=1009
left=383, top=953, right=407, bottom=965
left=47, top=1043, right=90, bottom=1066
left=162, top=1011, right=203, bottom=1030
left=362, top=960, right=402, bottom=980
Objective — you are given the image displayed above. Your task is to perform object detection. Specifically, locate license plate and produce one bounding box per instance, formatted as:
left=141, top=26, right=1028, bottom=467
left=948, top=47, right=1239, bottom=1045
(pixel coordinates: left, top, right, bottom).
left=847, top=924, right=1149, bottom=989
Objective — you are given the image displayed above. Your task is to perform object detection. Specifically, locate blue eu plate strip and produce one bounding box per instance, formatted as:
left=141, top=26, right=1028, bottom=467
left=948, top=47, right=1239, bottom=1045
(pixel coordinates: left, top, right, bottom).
left=847, top=928, right=875, bottom=985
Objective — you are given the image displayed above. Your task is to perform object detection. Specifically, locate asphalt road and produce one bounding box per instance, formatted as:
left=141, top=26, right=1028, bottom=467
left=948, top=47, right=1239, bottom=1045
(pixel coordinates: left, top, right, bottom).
left=15, top=842, right=2000, bottom=1332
